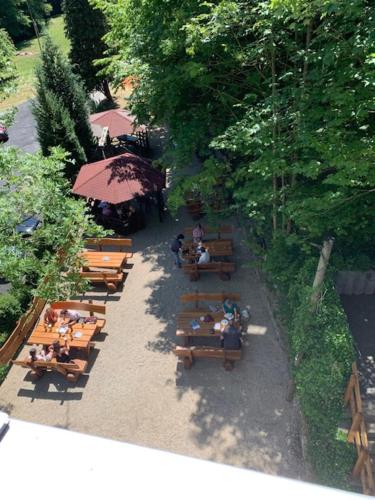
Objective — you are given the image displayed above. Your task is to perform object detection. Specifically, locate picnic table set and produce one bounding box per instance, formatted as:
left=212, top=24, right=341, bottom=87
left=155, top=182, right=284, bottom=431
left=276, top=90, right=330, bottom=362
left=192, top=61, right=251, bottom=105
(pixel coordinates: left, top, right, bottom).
left=173, top=224, right=246, bottom=370
left=13, top=238, right=134, bottom=382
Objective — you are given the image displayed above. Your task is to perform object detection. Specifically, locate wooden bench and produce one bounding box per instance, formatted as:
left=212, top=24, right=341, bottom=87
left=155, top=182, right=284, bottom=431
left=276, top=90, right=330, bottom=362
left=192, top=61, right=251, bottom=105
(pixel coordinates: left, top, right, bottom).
left=182, top=262, right=235, bottom=281
left=173, top=346, right=241, bottom=370
left=80, top=271, right=124, bottom=293
left=50, top=300, right=106, bottom=332
left=84, top=238, right=133, bottom=259
left=184, top=225, right=233, bottom=240
left=12, top=356, right=88, bottom=383
left=180, top=292, right=240, bottom=311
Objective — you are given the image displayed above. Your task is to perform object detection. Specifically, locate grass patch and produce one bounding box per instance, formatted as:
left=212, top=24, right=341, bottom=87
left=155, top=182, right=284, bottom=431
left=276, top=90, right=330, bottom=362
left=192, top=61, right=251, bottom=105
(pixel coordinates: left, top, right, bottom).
left=0, top=16, right=70, bottom=110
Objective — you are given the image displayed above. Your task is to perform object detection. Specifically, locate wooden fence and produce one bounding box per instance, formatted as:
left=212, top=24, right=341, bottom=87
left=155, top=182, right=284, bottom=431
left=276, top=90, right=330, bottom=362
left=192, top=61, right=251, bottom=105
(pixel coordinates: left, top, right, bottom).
left=0, top=297, right=46, bottom=365
left=344, top=362, right=375, bottom=495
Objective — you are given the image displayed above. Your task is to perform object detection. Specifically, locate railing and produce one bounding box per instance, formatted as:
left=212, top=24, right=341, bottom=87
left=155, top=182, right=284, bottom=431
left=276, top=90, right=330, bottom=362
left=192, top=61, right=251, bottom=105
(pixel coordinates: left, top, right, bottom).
left=344, top=362, right=375, bottom=495
left=0, top=297, right=46, bottom=365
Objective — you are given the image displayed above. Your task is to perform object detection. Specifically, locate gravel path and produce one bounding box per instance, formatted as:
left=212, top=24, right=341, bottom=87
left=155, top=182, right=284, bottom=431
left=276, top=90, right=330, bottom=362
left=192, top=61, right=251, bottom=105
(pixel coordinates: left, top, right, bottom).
left=0, top=209, right=305, bottom=479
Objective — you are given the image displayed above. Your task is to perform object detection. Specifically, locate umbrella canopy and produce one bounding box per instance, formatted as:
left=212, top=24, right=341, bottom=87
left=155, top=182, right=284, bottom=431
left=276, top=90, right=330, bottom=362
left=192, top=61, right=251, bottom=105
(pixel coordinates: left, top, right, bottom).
left=72, top=153, right=165, bottom=204
left=89, top=109, right=145, bottom=138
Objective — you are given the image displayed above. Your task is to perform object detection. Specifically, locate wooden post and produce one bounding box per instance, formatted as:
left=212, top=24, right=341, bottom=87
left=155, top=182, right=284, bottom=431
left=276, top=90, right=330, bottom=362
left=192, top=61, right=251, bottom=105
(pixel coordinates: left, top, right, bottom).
left=310, top=237, right=334, bottom=310
left=353, top=449, right=368, bottom=478
left=348, top=412, right=363, bottom=443
left=344, top=373, right=355, bottom=405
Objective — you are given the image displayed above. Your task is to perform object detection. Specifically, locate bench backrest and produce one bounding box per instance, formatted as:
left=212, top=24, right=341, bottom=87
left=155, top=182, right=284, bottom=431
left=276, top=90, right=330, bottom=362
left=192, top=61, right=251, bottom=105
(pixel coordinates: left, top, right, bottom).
left=184, top=225, right=232, bottom=238
left=85, top=238, right=132, bottom=251
left=33, top=360, right=82, bottom=371
left=180, top=292, right=240, bottom=306
left=183, top=262, right=235, bottom=272
left=51, top=301, right=106, bottom=315
left=80, top=271, right=122, bottom=281
left=174, top=346, right=241, bottom=360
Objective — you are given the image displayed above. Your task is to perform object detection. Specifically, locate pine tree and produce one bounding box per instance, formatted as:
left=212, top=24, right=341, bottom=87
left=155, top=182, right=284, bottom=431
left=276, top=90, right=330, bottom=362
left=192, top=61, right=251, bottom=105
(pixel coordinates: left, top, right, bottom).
left=63, top=0, right=111, bottom=99
left=37, top=36, right=94, bottom=156
left=33, top=82, right=86, bottom=179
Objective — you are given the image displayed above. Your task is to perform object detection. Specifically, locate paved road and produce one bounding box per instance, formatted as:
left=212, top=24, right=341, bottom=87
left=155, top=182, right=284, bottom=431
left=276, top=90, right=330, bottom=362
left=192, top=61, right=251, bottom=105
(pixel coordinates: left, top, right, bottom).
left=6, top=100, right=39, bottom=154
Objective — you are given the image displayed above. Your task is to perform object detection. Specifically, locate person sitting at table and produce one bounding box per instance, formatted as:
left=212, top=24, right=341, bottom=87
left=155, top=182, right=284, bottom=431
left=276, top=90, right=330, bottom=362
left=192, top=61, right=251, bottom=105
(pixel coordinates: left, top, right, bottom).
left=192, top=223, right=204, bottom=243
left=197, top=247, right=210, bottom=264
left=60, top=309, right=81, bottom=327
left=28, top=345, right=49, bottom=362
left=222, top=298, right=240, bottom=321
left=220, top=321, right=242, bottom=350
left=43, top=307, right=58, bottom=327
left=46, top=340, right=69, bottom=362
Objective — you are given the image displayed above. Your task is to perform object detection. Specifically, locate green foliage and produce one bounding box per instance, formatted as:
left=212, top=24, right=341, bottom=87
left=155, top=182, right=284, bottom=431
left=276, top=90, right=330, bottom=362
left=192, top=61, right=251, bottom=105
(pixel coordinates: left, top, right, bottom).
left=264, top=238, right=356, bottom=487
left=0, top=0, right=51, bottom=42
left=95, top=0, right=375, bottom=253
left=33, top=85, right=86, bottom=173
left=0, top=292, right=22, bottom=347
left=0, top=147, right=106, bottom=302
left=63, top=0, right=110, bottom=94
left=0, top=29, right=17, bottom=104
left=33, top=36, right=94, bottom=173
left=0, top=363, right=10, bottom=385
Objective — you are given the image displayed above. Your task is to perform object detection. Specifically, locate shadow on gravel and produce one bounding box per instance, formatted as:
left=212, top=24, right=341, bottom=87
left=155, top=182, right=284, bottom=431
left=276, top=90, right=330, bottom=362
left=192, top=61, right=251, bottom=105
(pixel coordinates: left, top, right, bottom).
left=136, top=208, right=300, bottom=477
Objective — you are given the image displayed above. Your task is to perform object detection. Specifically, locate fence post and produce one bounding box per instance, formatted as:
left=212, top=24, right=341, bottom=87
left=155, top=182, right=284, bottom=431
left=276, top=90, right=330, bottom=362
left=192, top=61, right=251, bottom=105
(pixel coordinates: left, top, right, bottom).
left=353, top=449, right=368, bottom=478
left=344, top=373, right=355, bottom=405
left=348, top=412, right=363, bottom=443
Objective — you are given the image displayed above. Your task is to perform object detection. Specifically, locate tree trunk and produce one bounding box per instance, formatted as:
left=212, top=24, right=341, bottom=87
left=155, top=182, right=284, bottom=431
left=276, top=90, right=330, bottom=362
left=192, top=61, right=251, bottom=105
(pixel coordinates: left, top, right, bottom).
left=310, top=237, right=334, bottom=311
left=102, top=79, right=113, bottom=101
left=271, top=37, right=278, bottom=234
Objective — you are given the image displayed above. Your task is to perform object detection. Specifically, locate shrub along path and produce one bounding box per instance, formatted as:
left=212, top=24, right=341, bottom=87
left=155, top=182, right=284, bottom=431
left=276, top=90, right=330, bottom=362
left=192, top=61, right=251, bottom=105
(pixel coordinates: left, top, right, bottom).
left=0, top=209, right=305, bottom=479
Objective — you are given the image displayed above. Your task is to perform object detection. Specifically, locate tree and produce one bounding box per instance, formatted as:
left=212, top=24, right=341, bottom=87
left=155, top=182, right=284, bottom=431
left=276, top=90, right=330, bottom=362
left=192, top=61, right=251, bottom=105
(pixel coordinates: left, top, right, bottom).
left=0, top=28, right=16, bottom=103
left=33, top=85, right=86, bottom=176
left=33, top=36, right=94, bottom=169
left=94, top=0, right=375, bottom=256
left=0, top=0, right=51, bottom=42
left=63, top=0, right=111, bottom=99
left=0, top=147, right=105, bottom=301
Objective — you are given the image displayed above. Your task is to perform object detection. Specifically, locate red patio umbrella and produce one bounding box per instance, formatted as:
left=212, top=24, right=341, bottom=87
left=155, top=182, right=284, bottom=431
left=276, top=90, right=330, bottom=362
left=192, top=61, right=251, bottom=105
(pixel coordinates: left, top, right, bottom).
left=72, top=153, right=165, bottom=204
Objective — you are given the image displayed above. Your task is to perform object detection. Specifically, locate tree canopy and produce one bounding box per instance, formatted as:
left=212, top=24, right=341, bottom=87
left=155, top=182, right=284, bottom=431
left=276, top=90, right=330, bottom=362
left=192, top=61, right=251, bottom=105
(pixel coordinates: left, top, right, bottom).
left=0, top=147, right=105, bottom=301
left=0, top=0, right=51, bottom=41
left=94, top=0, right=375, bottom=259
left=33, top=36, right=94, bottom=176
left=0, top=28, right=16, bottom=104
left=63, top=0, right=111, bottom=98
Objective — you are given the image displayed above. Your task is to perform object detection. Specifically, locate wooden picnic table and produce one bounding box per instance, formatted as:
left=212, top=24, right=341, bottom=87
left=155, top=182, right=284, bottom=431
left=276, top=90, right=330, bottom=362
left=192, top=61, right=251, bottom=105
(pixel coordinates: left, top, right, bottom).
left=79, top=250, right=127, bottom=272
left=27, top=320, right=97, bottom=355
left=176, top=310, right=240, bottom=346
left=182, top=240, right=233, bottom=261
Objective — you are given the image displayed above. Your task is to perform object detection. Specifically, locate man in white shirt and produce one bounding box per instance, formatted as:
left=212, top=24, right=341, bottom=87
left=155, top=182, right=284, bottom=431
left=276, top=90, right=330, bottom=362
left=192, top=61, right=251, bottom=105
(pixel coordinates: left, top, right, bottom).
left=60, top=309, right=81, bottom=327
left=198, top=247, right=210, bottom=264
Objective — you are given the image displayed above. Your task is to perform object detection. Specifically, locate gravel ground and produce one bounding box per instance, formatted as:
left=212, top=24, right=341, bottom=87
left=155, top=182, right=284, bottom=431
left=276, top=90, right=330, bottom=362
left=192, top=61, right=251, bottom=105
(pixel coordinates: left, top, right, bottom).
left=0, top=209, right=305, bottom=480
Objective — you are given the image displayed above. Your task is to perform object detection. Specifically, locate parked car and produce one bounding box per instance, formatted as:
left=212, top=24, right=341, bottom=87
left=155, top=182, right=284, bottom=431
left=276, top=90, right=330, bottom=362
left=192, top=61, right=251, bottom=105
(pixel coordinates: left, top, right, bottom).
left=15, top=215, right=41, bottom=235
left=0, top=125, right=8, bottom=143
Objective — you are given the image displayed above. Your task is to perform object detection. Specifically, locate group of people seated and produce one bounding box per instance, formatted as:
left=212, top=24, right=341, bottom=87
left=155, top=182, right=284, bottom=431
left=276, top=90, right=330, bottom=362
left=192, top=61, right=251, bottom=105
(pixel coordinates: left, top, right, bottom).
left=27, top=307, right=83, bottom=365
left=171, top=224, right=211, bottom=267
left=89, top=199, right=146, bottom=235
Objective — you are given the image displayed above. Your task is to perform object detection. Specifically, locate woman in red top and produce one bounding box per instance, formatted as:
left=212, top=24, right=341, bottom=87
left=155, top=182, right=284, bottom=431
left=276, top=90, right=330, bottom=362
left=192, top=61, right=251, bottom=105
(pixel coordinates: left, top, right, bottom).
left=43, top=307, right=58, bottom=327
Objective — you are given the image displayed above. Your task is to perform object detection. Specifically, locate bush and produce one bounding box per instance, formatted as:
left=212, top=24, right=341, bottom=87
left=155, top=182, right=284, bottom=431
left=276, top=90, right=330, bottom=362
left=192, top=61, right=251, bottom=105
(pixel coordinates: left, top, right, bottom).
left=0, top=292, right=22, bottom=347
left=263, top=239, right=356, bottom=488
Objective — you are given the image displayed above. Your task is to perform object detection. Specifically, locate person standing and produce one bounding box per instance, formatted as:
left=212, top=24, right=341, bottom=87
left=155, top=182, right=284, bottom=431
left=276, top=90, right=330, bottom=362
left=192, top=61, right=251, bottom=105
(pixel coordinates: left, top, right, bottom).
left=170, top=234, right=184, bottom=268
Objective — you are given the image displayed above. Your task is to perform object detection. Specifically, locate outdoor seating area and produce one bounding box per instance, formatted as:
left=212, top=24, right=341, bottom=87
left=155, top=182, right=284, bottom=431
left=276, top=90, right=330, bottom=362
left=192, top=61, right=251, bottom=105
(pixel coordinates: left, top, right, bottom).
left=9, top=238, right=135, bottom=383
left=13, top=299, right=107, bottom=382
left=173, top=225, right=243, bottom=370
left=79, top=238, right=133, bottom=292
